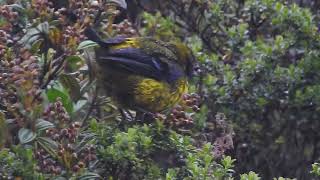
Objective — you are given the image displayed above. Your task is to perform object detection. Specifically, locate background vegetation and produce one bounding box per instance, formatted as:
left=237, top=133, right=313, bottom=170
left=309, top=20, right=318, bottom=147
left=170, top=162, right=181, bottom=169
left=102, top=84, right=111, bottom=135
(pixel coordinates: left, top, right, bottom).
left=0, top=0, right=320, bottom=179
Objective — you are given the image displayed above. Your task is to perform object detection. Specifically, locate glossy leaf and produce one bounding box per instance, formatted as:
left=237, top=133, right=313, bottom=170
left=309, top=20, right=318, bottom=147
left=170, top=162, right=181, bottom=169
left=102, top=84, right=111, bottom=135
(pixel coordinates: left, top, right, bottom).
left=19, top=22, right=50, bottom=48
left=47, top=88, right=73, bottom=113
left=77, top=40, right=98, bottom=50
left=35, top=119, right=54, bottom=132
left=65, top=55, right=84, bottom=72
left=18, top=128, right=36, bottom=144
left=36, top=137, right=58, bottom=158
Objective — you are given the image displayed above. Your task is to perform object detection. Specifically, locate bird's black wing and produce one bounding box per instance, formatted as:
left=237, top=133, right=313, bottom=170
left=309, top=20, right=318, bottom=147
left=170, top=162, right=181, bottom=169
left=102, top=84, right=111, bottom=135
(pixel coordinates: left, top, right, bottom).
left=84, top=27, right=127, bottom=46
left=84, top=27, right=170, bottom=80
left=96, top=47, right=169, bottom=81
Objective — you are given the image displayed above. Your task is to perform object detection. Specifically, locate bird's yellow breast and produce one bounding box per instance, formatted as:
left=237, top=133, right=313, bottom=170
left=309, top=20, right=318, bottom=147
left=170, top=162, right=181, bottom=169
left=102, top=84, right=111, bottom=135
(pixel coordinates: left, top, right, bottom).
left=134, top=78, right=188, bottom=112
left=110, top=38, right=140, bottom=49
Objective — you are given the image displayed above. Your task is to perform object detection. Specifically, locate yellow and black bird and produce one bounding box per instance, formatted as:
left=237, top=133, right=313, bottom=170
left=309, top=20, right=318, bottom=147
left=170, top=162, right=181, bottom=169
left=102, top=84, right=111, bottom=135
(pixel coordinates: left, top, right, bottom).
left=84, top=27, right=195, bottom=114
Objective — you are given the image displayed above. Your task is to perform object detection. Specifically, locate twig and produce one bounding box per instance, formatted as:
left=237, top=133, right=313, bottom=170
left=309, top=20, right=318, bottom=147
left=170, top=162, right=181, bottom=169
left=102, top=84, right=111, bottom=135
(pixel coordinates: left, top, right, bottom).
left=81, top=86, right=98, bottom=128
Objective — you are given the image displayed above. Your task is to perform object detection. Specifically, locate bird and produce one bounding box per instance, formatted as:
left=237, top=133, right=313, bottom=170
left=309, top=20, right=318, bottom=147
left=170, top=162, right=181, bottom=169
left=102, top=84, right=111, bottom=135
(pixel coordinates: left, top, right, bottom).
left=84, top=27, right=195, bottom=114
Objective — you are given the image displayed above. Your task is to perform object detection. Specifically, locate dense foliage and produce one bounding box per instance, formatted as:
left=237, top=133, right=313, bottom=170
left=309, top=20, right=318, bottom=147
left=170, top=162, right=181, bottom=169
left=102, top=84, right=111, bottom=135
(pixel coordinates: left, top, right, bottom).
left=185, top=0, right=320, bottom=179
left=0, top=0, right=320, bottom=179
left=190, top=1, right=320, bottom=179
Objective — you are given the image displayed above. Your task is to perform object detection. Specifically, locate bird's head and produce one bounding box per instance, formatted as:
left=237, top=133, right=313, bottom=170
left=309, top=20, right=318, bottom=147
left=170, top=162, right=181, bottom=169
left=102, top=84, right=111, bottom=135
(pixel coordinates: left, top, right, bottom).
left=170, top=42, right=197, bottom=78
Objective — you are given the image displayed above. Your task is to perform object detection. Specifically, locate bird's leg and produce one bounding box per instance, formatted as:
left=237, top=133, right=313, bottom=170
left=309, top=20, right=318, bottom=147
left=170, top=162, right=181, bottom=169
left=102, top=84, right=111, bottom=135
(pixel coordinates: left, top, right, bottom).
left=125, top=109, right=134, bottom=121
left=119, top=108, right=134, bottom=121
left=135, top=111, right=156, bottom=124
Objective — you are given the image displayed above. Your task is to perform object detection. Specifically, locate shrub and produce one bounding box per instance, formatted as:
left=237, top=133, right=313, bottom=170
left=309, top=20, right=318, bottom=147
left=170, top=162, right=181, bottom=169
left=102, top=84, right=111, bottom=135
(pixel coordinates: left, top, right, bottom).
left=187, top=0, right=320, bottom=179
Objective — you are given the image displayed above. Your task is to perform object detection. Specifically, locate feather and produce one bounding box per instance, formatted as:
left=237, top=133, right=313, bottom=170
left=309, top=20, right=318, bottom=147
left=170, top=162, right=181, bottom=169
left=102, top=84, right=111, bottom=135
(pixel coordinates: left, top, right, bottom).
left=84, top=27, right=126, bottom=47
left=96, top=45, right=187, bottom=83
left=97, top=55, right=166, bottom=81
left=107, top=48, right=165, bottom=71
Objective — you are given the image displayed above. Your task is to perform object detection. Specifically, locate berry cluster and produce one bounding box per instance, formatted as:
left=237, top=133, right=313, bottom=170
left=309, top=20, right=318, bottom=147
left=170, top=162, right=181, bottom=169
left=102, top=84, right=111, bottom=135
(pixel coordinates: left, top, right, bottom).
left=57, top=143, right=78, bottom=172
left=67, top=0, right=100, bottom=24
left=182, top=93, right=201, bottom=112
left=69, top=0, right=138, bottom=37
left=10, top=51, right=42, bottom=101
left=36, top=144, right=96, bottom=174
left=0, top=29, right=12, bottom=44
left=112, top=19, right=138, bottom=37
left=41, top=98, right=97, bottom=173
left=168, top=105, right=193, bottom=126
left=0, top=5, right=18, bottom=20
left=51, top=1, right=99, bottom=54
left=0, top=5, right=18, bottom=30
left=53, top=8, right=71, bottom=25
left=161, top=93, right=201, bottom=127
left=31, top=0, right=53, bottom=18
left=43, top=98, right=71, bottom=125
left=0, top=49, right=42, bottom=126
left=36, top=139, right=97, bottom=174
left=36, top=148, right=62, bottom=175
left=64, top=25, right=86, bottom=54
left=79, top=145, right=97, bottom=162
left=0, top=30, right=10, bottom=56
left=45, top=122, right=80, bottom=142
left=63, top=145, right=97, bottom=173
left=0, top=5, right=15, bottom=55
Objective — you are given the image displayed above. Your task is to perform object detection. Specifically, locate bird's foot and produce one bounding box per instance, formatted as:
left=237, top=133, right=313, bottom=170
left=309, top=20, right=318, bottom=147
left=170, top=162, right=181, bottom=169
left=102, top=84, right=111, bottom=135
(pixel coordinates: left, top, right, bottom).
left=135, top=111, right=156, bottom=124
left=119, top=109, right=134, bottom=121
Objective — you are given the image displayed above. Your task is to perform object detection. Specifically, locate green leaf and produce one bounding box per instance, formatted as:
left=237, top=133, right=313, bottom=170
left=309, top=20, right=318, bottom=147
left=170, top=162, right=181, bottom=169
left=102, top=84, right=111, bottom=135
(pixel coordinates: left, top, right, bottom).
left=37, top=137, right=58, bottom=149
left=77, top=40, right=98, bottom=50
left=166, top=169, right=178, bottom=180
left=78, top=172, right=101, bottom=180
left=19, top=28, right=41, bottom=47
left=240, top=171, right=261, bottom=180
left=35, top=119, right=54, bottom=132
left=221, top=156, right=235, bottom=169
left=19, top=22, right=50, bottom=48
left=59, top=73, right=81, bottom=102
left=30, top=39, right=43, bottom=53
left=36, top=137, right=58, bottom=158
left=47, top=88, right=73, bottom=113
left=65, top=55, right=84, bottom=72
left=311, top=162, right=320, bottom=176
left=49, top=20, right=61, bottom=26
left=18, top=128, right=36, bottom=144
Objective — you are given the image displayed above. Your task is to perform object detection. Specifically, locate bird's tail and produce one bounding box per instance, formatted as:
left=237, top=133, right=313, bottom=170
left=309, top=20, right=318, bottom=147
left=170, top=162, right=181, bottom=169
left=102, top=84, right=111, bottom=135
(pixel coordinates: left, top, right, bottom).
left=84, top=27, right=106, bottom=46
left=84, top=27, right=127, bottom=48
